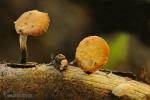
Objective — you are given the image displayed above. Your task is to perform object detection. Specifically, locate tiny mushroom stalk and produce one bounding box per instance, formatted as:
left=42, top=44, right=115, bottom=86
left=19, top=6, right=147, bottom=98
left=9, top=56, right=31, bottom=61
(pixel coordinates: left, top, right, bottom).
left=19, top=34, right=28, bottom=63
left=14, top=10, right=50, bottom=64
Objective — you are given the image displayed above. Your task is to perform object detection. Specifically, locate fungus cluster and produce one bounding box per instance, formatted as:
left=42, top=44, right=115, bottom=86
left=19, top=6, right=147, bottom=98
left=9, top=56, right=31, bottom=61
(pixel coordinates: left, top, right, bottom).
left=13, top=10, right=110, bottom=72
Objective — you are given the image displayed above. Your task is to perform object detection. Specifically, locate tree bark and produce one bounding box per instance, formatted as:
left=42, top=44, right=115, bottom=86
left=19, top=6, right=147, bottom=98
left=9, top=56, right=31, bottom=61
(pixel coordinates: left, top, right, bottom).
left=0, top=64, right=150, bottom=100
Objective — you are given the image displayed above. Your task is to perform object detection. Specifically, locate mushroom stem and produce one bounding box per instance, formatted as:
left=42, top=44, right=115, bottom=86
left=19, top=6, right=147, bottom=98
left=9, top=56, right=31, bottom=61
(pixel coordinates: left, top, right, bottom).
left=19, top=34, right=28, bottom=64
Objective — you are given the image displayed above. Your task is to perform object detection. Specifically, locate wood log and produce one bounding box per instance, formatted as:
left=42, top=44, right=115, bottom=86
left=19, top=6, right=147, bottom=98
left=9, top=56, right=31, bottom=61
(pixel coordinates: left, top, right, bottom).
left=0, top=64, right=150, bottom=100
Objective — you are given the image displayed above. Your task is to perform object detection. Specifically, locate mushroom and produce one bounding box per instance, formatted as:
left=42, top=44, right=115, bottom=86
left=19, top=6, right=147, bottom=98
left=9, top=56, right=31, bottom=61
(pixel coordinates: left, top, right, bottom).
left=14, top=10, right=50, bottom=64
left=75, top=36, right=110, bottom=73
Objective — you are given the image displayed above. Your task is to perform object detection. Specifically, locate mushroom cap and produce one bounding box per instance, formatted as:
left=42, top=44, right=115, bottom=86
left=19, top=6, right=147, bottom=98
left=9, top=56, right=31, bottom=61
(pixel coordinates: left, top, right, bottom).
left=15, top=10, right=50, bottom=36
left=75, top=36, right=110, bottom=73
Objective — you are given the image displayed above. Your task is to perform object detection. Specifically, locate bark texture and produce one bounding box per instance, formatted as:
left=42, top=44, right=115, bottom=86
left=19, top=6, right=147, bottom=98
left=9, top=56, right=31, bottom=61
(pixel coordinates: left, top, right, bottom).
left=0, top=64, right=150, bottom=100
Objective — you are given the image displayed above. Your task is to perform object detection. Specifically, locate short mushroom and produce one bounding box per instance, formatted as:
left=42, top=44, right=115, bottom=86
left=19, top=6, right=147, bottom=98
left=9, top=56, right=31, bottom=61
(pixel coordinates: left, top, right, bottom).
left=75, top=36, right=110, bottom=73
left=14, top=10, right=50, bottom=64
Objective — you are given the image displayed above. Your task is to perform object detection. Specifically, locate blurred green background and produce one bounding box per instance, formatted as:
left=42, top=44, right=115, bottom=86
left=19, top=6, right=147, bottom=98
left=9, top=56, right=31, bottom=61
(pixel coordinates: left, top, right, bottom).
left=0, top=0, right=150, bottom=80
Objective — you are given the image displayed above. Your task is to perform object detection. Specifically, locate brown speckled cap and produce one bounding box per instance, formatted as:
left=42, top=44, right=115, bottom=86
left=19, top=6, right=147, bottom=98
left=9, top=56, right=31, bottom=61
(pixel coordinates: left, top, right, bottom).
left=15, top=10, right=50, bottom=36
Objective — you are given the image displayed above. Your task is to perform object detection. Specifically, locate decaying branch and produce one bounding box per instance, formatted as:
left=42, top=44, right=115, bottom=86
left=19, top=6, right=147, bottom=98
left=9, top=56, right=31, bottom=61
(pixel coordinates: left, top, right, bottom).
left=0, top=64, right=150, bottom=100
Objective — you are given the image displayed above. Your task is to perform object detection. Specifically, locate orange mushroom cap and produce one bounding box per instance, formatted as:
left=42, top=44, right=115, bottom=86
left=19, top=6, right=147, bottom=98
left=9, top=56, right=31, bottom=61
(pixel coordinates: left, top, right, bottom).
left=15, top=10, right=50, bottom=36
left=75, top=36, right=110, bottom=73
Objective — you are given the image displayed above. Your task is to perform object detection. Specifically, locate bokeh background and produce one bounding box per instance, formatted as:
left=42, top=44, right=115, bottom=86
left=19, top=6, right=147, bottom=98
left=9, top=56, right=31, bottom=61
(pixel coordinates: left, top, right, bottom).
left=0, top=0, right=150, bottom=81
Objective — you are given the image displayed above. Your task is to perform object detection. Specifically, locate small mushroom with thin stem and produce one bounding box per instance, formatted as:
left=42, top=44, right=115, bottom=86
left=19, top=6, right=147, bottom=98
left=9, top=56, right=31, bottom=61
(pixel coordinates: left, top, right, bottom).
left=14, top=10, right=50, bottom=65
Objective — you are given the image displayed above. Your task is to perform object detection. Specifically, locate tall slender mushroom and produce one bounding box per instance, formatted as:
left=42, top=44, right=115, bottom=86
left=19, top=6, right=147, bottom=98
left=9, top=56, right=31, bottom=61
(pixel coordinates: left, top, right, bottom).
left=15, top=10, right=50, bottom=64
